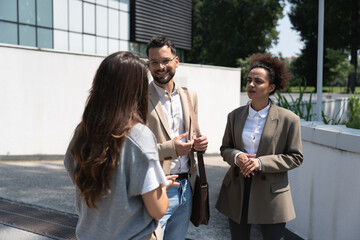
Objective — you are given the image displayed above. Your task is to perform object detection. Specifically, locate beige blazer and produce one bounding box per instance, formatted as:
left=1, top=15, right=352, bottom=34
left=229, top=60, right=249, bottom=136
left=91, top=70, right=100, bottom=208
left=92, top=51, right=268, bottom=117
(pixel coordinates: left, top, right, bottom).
left=147, top=82, right=198, bottom=191
left=216, top=103, right=303, bottom=224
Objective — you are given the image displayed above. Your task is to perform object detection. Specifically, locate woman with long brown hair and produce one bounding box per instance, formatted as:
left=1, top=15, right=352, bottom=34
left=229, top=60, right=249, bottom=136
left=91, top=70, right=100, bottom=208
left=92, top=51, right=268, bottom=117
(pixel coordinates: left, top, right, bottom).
left=64, top=51, right=177, bottom=240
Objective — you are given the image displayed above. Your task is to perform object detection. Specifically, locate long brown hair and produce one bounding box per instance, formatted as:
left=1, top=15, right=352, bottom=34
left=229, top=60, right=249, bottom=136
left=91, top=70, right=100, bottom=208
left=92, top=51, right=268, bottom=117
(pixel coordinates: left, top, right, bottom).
left=70, top=51, right=149, bottom=208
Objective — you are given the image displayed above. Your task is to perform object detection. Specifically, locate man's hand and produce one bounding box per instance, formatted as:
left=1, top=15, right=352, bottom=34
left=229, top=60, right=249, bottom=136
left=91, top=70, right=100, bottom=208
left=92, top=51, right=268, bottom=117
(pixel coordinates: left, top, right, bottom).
left=173, top=132, right=194, bottom=156
left=193, top=135, right=208, bottom=152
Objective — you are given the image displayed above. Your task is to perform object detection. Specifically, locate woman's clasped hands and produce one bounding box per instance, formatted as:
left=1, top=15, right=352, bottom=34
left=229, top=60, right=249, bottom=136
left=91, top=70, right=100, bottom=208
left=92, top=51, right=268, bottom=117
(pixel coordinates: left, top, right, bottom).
left=236, top=153, right=260, bottom=178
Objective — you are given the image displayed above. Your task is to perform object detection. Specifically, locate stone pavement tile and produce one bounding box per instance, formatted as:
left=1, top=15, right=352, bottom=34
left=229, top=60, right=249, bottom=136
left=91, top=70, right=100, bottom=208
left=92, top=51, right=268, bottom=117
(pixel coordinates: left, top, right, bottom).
left=0, top=224, right=52, bottom=240
left=187, top=156, right=232, bottom=239
left=0, top=160, right=75, bottom=213
left=0, top=157, right=302, bottom=240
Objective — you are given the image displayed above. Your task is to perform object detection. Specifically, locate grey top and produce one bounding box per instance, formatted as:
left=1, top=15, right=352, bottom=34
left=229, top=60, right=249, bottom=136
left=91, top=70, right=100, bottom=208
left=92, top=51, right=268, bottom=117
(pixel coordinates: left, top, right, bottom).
left=64, top=123, right=159, bottom=240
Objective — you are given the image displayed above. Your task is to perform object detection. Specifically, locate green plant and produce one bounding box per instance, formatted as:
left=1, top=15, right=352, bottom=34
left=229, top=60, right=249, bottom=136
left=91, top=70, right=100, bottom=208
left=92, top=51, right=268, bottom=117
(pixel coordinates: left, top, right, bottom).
left=346, top=94, right=360, bottom=129
left=276, top=81, right=314, bottom=121
left=321, top=110, right=344, bottom=125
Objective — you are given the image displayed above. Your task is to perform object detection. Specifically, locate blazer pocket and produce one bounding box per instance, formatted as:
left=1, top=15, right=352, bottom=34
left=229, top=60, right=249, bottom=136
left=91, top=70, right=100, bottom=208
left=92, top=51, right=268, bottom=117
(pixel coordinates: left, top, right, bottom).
left=271, top=181, right=290, bottom=193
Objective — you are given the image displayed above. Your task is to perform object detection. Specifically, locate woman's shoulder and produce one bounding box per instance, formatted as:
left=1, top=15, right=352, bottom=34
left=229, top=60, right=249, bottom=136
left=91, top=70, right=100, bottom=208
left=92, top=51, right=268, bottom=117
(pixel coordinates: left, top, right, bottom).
left=272, top=105, right=300, bottom=121
left=127, top=123, right=157, bottom=151
left=128, top=123, right=155, bottom=141
left=228, top=105, right=248, bottom=116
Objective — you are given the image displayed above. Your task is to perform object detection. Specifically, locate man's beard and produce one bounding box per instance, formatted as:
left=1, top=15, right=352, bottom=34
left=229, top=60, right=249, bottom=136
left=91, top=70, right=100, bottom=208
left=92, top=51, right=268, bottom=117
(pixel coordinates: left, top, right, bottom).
left=153, top=70, right=175, bottom=85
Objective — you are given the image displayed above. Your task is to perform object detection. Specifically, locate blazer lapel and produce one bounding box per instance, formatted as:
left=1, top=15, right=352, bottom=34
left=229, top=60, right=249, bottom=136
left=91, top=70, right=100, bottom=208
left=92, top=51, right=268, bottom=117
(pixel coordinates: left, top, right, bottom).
left=234, top=105, right=249, bottom=151
left=178, top=87, right=191, bottom=139
left=149, top=83, right=172, bottom=139
left=257, top=104, right=279, bottom=156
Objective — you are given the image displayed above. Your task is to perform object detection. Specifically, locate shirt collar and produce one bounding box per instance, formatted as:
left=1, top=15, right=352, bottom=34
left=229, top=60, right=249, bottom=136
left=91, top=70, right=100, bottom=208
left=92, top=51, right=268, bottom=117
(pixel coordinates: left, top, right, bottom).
left=248, top=102, right=271, bottom=118
left=152, top=81, right=178, bottom=98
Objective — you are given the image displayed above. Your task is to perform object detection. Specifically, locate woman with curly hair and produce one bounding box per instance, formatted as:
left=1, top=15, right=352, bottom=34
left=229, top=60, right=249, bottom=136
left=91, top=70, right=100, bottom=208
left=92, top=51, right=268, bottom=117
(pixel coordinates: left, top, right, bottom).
left=216, top=53, right=303, bottom=240
left=64, top=51, right=178, bottom=240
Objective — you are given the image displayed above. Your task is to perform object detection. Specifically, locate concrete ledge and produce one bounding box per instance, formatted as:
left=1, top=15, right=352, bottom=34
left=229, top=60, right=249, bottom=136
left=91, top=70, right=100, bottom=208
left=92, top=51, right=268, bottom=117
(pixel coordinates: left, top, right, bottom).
left=300, top=120, right=360, bottom=154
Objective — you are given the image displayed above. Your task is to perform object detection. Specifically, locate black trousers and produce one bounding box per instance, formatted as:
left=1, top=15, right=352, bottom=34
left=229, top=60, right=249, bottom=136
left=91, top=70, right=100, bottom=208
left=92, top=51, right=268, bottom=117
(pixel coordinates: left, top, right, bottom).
left=229, top=177, right=285, bottom=240
left=228, top=218, right=285, bottom=240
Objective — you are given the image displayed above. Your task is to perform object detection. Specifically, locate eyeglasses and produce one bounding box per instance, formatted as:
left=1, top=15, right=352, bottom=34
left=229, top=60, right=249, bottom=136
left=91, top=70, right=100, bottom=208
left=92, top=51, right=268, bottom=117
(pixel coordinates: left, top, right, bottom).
left=148, top=56, right=176, bottom=68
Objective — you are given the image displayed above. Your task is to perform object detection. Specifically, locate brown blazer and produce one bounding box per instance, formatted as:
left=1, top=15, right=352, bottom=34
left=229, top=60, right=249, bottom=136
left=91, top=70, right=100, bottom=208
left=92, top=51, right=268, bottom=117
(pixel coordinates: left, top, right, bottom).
left=147, top=82, right=198, bottom=191
left=216, top=103, right=303, bottom=224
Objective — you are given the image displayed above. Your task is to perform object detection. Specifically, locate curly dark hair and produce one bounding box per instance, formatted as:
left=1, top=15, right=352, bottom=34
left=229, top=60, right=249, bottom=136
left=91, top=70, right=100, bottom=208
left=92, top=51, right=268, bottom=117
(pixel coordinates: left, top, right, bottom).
left=248, top=53, right=292, bottom=95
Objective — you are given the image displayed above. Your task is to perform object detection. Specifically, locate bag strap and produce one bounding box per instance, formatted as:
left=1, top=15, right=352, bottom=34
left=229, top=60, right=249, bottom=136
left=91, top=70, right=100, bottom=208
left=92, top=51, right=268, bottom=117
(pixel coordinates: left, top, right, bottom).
left=182, top=88, right=208, bottom=186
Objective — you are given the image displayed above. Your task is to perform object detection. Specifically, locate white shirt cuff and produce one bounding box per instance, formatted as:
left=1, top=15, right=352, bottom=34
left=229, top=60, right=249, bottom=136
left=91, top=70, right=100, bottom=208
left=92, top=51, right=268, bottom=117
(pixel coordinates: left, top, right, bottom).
left=234, top=152, right=243, bottom=166
left=257, top=158, right=262, bottom=171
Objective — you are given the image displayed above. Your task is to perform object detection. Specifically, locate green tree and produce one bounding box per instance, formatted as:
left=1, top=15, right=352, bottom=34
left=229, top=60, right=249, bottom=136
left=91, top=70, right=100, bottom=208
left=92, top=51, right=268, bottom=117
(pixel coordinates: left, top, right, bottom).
left=324, top=48, right=354, bottom=87
left=288, top=0, right=359, bottom=88
left=186, top=0, right=285, bottom=67
left=236, top=56, right=250, bottom=90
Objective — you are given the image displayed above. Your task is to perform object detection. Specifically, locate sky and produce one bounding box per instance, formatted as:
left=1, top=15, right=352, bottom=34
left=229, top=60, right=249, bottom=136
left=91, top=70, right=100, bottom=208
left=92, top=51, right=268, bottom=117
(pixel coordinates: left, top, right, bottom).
left=269, top=3, right=304, bottom=58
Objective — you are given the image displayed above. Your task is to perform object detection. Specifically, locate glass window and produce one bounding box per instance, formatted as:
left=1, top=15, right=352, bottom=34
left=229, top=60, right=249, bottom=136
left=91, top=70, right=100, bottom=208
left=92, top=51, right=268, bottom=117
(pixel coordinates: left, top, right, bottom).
left=84, top=0, right=95, bottom=3
left=84, top=3, right=95, bottom=34
left=119, top=40, right=128, bottom=51
left=108, top=0, right=118, bottom=9
left=69, top=0, right=82, bottom=32
left=96, top=36, right=107, bottom=55
left=69, top=32, right=82, bottom=52
left=108, top=38, right=119, bottom=53
left=53, top=0, right=68, bottom=30
left=54, top=30, right=68, bottom=51
left=119, top=0, right=129, bottom=12
left=96, top=0, right=107, bottom=7
left=129, top=42, right=139, bottom=54
left=83, top=34, right=95, bottom=54
left=0, top=21, right=18, bottom=44
left=19, top=0, right=36, bottom=25
left=108, top=9, right=119, bottom=38
left=119, top=11, right=128, bottom=40
left=177, top=49, right=184, bottom=62
left=19, top=24, right=36, bottom=47
left=37, top=0, right=53, bottom=28
left=139, top=43, right=147, bottom=58
left=0, top=0, right=17, bottom=21
left=37, top=27, right=53, bottom=48
left=96, top=5, right=107, bottom=37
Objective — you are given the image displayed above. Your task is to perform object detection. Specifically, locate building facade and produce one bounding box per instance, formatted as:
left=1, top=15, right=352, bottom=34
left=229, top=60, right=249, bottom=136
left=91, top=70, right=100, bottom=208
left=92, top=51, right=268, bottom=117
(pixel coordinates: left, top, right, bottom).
left=0, top=0, right=192, bottom=59
left=1, top=0, right=243, bottom=157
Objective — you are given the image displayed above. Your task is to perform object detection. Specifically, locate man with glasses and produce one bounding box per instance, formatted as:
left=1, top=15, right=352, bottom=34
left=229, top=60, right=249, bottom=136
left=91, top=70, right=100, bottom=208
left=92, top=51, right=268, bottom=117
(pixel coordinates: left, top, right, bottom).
left=146, top=35, right=208, bottom=240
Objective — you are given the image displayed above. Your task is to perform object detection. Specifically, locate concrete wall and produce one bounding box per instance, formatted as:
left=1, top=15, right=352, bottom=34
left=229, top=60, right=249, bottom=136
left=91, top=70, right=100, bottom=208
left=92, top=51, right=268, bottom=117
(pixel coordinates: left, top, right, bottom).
left=288, top=121, right=360, bottom=240
left=175, top=63, right=241, bottom=154
left=0, top=44, right=240, bottom=157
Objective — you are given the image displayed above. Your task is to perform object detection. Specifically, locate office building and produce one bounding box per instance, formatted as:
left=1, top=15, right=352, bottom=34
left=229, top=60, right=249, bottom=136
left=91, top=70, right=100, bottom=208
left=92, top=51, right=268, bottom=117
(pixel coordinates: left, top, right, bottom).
left=0, top=0, right=192, bottom=59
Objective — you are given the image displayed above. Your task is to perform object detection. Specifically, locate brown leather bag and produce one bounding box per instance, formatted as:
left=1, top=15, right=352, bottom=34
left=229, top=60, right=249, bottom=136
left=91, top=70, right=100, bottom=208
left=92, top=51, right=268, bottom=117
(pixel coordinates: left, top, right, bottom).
left=183, top=88, right=210, bottom=227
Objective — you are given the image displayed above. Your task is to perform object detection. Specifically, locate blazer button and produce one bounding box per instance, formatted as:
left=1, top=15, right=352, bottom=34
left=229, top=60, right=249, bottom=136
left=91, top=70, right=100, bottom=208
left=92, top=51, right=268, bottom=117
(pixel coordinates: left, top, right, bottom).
left=261, top=175, right=266, bottom=181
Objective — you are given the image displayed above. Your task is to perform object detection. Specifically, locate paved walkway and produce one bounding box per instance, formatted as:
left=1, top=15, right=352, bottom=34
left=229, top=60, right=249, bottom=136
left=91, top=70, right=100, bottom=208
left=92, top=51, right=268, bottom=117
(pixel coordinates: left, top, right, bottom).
left=0, top=156, right=231, bottom=239
left=0, top=156, right=301, bottom=239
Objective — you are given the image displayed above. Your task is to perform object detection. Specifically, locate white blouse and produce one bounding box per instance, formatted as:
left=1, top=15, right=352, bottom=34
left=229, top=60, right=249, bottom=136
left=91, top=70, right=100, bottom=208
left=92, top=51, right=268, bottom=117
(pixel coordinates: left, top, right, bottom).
left=234, top=102, right=270, bottom=170
left=242, top=103, right=270, bottom=155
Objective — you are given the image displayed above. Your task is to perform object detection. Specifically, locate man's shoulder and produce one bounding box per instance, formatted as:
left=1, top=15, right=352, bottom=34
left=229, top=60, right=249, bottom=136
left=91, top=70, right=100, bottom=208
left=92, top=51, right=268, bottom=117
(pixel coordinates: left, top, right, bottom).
left=179, top=86, right=197, bottom=97
left=148, top=82, right=156, bottom=91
